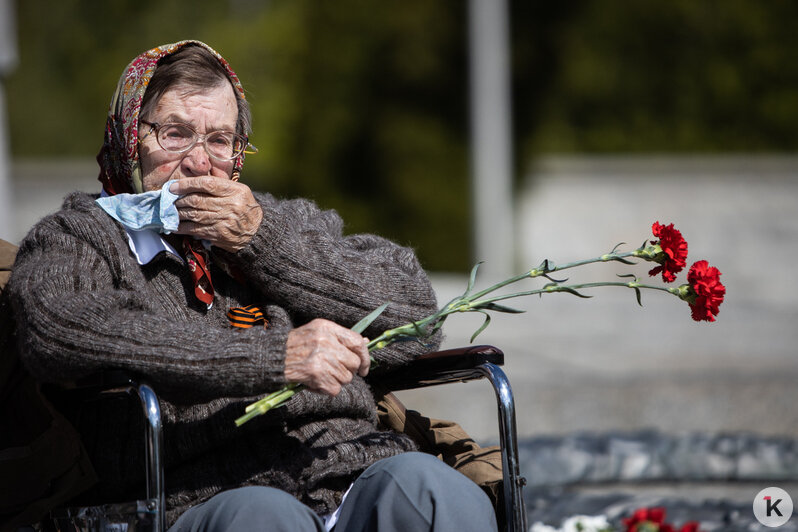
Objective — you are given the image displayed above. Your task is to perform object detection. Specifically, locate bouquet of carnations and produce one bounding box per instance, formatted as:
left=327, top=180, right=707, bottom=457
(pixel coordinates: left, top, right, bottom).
left=236, top=221, right=725, bottom=426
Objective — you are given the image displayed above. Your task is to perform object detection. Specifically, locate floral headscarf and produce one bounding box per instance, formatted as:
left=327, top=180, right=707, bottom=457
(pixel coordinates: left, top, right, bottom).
left=97, top=40, right=247, bottom=195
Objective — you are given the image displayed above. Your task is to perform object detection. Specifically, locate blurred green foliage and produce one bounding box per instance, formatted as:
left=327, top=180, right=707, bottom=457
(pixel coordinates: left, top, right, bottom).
left=512, top=0, right=798, bottom=155
left=7, top=1, right=798, bottom=270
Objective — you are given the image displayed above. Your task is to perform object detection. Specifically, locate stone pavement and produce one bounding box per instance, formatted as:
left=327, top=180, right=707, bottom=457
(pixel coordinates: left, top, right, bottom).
left=519, top=430, right=798, bottom=530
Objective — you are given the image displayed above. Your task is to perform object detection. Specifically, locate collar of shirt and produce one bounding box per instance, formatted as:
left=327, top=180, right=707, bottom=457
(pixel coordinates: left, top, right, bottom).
left=101, top=188, right=182, bottom=265
left=125, top=226, right=182, bottom=265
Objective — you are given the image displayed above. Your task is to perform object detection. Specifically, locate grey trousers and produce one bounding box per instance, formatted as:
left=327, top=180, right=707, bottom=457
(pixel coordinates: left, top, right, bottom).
left=169, top=452, right=498, bottom=532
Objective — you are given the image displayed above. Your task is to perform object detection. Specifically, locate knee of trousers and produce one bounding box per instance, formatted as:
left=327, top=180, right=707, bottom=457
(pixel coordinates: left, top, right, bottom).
left=362, top=452, right=493, bottom=509
left=336, top=453, right=499, bottom=531
left=171, top=486, right=324, bottom=531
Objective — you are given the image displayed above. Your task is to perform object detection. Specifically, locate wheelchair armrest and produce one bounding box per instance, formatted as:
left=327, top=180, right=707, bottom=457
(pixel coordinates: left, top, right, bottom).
left=54, top=370, right=144, bottom=399
left=380, top=344, right=504, bottom=391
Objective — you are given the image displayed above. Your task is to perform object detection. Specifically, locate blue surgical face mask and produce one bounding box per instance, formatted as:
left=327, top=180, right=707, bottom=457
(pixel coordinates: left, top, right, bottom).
left=96, top=179, right=180, bottom=233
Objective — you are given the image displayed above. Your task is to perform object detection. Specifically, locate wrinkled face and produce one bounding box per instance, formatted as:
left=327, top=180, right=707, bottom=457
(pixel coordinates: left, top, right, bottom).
left=139, top=82, right=238, bottom=192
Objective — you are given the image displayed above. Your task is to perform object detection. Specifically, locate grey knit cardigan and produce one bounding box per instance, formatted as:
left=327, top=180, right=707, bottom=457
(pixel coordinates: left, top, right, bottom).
left=8, top=191, right=440, bottom=524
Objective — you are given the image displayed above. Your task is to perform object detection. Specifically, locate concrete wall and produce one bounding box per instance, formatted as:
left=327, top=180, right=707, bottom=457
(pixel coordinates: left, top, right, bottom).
left=3, top=159, right=98, bottom=243
left=403, top=155, right=798, bottom=443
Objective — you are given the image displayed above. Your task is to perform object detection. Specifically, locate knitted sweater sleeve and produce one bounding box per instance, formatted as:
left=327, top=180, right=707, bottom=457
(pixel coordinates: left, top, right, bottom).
left=218, top=193, right=441, bottom=373
left=8, top=194, right=288, bottom=401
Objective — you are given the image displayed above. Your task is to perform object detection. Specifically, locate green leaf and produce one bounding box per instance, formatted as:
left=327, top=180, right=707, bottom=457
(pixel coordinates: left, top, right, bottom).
left=464, top=262, right=483, bottom=296
left=411, top=320, right=428, bottom=337
left=537, top=258, right=554, bottom=273
left=470, top=311, right=492, bottom=343
left=610, top=241, right=627, bottom=253
left=480, top=302, right=526, bottom=314
left=634, top=287, right=643, bottom=306
left=611, top=256, right=637, bottom=265
left=351, top=302, right=390, bottom=334
left=429, top=315, right=448, bottom=334
left=616, top=273, right=637, bottom=279
left=559, top=287, right=593, bottom=299
left=442, top=294, right=463, bottom=309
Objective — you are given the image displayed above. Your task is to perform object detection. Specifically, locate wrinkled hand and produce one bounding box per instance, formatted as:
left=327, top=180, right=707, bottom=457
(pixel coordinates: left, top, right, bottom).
left=170, top=177, right=263, bottom=252
left=285, top=319, right=370, bottom=396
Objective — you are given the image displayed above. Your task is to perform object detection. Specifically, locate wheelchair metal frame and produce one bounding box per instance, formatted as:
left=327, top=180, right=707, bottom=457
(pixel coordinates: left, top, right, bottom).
left=384, top=345, right=528, bottom=532
left=46, top=377, right=166, bottom=532
left=45, top=345, right=526, bottom=532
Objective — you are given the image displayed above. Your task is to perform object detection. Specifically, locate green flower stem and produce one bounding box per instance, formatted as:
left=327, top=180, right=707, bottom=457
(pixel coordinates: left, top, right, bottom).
left=236, top=245, right=673, bottom=426
left=467, top=271, right=539, bottom=302
left=235, top=383, right=300, bottom=426
left=475, top=280, right=676, bottom=306
left=244, top=382, right=300, bottom=413
left=366, top=318, right=438, bottom=351
left=467, top=249, right=646, bottom=303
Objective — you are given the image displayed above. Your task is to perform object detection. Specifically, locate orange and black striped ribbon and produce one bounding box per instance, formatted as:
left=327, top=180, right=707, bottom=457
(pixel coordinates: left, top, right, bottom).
left=227, top=304, right=268, bottom=329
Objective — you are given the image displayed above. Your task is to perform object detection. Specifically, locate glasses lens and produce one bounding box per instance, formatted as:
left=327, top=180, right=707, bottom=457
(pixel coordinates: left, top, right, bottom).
left=205, top=132, right=241, bottom=160
left=157, top=124, right=195, bottom=152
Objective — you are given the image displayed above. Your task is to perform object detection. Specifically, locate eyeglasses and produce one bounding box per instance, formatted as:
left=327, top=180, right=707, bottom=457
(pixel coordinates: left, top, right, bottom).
left=139, top=120, right=257, bottom=161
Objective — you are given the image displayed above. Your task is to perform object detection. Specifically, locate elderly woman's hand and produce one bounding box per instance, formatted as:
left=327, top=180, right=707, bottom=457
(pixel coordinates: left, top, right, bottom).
left=285, top=319, right=371, bottom=396
left=170, top=177, right=263, bottom=252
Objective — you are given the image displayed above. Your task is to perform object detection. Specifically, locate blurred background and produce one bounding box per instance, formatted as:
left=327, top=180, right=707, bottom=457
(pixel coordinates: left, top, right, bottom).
left=2, top=1, right=797, bottom=529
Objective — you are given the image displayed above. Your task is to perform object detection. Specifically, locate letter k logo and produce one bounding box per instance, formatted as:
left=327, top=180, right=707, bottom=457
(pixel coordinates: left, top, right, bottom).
left=765, top=495, right=783, bottom=517
left=754, top=487, right=792, bottom=527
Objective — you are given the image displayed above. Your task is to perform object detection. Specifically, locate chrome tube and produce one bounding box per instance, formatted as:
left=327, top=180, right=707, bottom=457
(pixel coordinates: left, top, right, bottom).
left=137, top=383, right=165, bottom=532
left=477, top=363, right=527, bottom=532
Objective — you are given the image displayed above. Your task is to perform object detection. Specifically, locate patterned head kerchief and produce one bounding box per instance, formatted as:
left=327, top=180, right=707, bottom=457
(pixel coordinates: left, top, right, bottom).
left=97, top=40, right=247, bottom=195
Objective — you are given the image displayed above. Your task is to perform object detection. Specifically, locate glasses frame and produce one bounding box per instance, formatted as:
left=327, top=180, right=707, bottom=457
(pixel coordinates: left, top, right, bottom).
left=139, top=119, right=257, bottom=161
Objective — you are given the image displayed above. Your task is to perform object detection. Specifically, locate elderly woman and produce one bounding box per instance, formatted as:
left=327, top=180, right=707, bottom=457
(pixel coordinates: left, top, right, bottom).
left=7, top=41, right=497, bottom=531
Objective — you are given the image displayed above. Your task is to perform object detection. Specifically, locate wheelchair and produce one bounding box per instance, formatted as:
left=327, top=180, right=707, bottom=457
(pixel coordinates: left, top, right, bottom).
left=30, top=345, right=528, bottom=532
left=3, top=238, right=527, bottom=531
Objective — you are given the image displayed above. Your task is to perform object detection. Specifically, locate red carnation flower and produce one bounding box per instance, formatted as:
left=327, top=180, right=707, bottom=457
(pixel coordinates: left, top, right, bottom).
left=623, top=507, right=668, bottom=531
left=648, top=222, right=688, bottom=283
left=678, top=522, right=701, bottom=532
left=686, top=260, right=725, bottom=322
